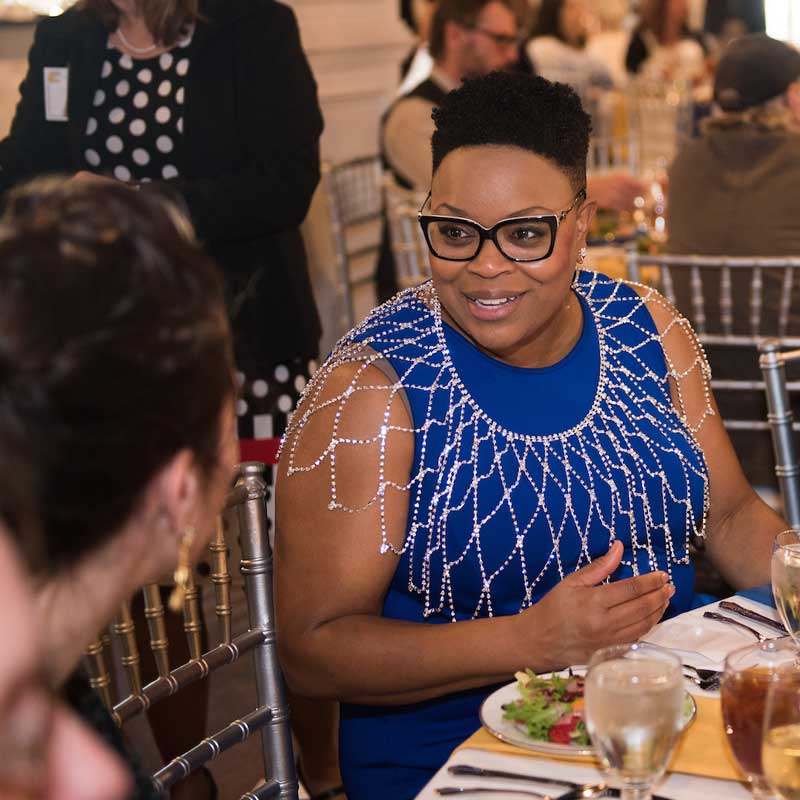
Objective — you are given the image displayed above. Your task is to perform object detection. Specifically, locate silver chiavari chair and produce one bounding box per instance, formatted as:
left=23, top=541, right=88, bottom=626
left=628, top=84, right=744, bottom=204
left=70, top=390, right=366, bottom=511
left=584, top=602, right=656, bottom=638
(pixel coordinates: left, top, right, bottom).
left=84, top=461, right=297, bottom=800
left=626, top=252, right=800, bottom=431
left=760, top=341, right=800, bottom=528
left=322, top=156, right=384, bottom=331
left=383, top=175, right=431, bottom=291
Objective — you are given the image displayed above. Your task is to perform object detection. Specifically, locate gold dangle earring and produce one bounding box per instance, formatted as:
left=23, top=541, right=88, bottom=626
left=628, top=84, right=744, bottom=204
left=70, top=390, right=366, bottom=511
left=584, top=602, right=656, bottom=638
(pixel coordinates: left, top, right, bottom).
left=168, top=525, right=196, bottom=613
left=577, top=246, right=588, bottom=266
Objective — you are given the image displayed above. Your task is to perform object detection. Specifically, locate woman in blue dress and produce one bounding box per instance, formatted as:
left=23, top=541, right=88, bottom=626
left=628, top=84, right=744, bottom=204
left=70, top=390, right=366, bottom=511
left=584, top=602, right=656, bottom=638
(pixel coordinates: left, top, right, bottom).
left=275, top=71, right=785, bottom=799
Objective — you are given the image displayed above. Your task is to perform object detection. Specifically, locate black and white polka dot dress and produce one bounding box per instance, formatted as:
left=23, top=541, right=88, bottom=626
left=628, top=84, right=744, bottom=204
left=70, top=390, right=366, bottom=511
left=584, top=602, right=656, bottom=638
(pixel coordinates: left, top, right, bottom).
left=81, top=35, right=192, bottom=183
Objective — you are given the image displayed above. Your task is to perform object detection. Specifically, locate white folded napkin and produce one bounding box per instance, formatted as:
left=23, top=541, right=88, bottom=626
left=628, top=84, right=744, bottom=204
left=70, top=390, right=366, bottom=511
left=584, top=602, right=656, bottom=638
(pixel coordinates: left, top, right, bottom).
left=642, top=595, right=783, bottom=668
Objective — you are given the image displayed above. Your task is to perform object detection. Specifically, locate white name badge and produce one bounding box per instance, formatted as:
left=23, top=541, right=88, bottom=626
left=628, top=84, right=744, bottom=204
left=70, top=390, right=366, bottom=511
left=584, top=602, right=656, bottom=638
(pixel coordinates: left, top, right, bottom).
left=43, top=67, right=69, bottom=121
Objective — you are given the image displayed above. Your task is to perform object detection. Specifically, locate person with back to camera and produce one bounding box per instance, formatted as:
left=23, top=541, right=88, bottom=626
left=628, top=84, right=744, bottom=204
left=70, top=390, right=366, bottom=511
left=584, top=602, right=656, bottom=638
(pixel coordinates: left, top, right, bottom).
left=276, top=70, right=787, bottom=799
left=0, top=178, right=239, bottom=799
left=0, top=0, right=340, bottom=794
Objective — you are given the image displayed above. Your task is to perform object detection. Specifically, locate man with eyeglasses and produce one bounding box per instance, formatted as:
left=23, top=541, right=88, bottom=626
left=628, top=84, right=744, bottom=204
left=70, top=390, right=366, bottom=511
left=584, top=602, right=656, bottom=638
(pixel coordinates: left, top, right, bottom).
left=383, top=0, right=521, bottom=197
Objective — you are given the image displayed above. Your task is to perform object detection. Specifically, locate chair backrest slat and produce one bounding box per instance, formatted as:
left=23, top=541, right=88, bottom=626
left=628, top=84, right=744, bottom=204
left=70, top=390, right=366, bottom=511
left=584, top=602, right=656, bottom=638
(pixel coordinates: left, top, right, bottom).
left=152, top=706, right=274, bottom=794
left=750, top=265, right=763, bottom=337
left=182, top=573, right=203, bottom=660
left=720, top=265, right=733, bottom=335
left=209, top=516, right=233, bottom=644
left=113, top=627, right=267, bottom=725
left=112, top=601, right=142, bottom=696
left=780, top=267, right=795, bottom=338
left=689, top=264, right=706, bottom=334
left=142, top=583, right=170, bottom=678
left=85, top=637, right=114, bottom=711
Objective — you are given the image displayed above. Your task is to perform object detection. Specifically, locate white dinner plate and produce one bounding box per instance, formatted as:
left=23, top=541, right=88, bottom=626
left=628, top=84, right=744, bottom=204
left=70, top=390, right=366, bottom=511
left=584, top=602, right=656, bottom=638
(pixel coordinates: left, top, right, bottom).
left=480, top=671, right=697, bottom=758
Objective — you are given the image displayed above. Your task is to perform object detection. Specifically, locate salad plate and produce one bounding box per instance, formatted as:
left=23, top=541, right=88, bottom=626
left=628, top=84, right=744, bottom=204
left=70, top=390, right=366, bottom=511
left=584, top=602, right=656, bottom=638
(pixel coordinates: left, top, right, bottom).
left=479, top=669, right=697, bottom=757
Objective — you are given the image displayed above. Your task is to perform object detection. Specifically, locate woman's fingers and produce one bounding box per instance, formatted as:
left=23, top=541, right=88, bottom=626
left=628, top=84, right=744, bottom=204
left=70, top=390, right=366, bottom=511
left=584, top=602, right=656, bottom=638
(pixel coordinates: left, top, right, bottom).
left=600, top=570, right=669, bottom=610
left=605, top=580, right=674, bottom=632
left=567, top=540, right=623, bottom=587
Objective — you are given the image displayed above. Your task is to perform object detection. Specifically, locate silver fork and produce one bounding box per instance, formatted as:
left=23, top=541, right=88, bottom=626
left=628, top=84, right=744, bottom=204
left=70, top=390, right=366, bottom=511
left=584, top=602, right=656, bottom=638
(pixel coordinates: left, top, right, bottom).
left=703, top=611, right=768, bottom=642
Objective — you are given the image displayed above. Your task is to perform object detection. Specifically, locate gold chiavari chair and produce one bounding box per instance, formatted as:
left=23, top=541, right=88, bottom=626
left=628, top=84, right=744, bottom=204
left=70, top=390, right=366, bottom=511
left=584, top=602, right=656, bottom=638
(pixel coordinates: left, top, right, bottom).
left=84, top=461, right=297, bottom=800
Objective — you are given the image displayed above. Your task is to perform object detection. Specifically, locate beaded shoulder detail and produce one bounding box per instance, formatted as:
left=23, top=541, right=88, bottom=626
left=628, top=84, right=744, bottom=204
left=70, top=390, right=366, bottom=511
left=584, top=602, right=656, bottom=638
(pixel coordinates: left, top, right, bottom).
left=281, top=272, right=712, bottom=619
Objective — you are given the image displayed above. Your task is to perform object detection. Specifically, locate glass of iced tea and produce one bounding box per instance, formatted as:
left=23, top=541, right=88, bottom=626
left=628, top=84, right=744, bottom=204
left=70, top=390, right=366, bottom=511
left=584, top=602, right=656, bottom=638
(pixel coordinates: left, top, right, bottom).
left=721, top=639, right=797, bottom=797
left=773, top=530, right=800, bottom=647
left=762, top=665, right=800, bottom=800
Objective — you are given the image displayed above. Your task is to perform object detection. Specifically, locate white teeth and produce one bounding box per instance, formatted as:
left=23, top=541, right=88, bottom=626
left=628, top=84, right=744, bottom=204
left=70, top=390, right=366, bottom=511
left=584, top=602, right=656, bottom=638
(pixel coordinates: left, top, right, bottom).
left=473, top=297, right=516, bottom=307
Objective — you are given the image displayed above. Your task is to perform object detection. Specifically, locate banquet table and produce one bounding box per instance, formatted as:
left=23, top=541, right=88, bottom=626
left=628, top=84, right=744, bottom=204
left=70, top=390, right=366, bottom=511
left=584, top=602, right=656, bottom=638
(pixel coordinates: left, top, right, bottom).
left=415, top=590, right=783, bottom=799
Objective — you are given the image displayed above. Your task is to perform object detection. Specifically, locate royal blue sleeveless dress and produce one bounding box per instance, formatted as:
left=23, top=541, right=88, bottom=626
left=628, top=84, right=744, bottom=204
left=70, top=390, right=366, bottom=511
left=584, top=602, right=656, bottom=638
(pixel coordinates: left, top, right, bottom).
left=332, top=272, right=708, bottom=799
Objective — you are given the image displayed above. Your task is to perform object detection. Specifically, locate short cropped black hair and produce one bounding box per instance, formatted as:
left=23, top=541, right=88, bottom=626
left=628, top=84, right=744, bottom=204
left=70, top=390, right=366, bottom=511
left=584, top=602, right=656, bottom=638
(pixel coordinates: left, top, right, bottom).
left=431, top=71, right=591, bottom=190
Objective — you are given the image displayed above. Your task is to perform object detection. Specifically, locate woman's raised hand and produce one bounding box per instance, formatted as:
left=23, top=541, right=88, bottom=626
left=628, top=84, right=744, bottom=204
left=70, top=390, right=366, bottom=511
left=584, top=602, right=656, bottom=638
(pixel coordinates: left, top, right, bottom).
left=518, top=541, right=675, bottom=670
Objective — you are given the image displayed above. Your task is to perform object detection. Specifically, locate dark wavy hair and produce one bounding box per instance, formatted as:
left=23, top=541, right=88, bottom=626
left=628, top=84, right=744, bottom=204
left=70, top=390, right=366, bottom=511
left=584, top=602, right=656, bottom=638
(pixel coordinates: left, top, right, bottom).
left=79, top=0, right=198, bottom=47
left=431, top=70, right=591, bottom=190
left=0, top=179, right=233, bottom=571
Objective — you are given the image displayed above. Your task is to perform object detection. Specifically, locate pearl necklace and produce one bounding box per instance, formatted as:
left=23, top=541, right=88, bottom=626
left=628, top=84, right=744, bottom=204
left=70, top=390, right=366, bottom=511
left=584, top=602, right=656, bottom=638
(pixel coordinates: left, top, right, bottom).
left=115, top=26, right=158, bottom=55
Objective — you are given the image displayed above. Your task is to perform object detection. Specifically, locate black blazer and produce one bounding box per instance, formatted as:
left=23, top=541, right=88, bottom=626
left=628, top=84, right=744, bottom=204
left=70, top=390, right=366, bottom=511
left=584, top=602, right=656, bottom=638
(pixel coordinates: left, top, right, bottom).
left=0, top=0, right=324, bottom=370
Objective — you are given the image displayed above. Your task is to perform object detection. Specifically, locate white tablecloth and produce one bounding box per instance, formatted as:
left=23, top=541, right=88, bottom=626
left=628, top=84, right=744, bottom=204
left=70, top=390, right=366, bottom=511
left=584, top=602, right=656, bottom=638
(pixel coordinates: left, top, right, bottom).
left=415, top=594, right=782, bottom=798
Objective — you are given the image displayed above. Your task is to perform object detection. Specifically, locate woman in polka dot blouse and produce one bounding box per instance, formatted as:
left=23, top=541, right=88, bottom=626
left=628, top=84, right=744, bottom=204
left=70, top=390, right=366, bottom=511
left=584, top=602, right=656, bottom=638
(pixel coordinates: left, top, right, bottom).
left=0, top=0, right=338, bottom=798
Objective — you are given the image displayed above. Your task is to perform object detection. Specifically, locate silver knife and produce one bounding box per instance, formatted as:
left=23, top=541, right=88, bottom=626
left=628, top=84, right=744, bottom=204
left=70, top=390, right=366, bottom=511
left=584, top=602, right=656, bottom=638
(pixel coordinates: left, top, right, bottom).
left=447, top=765, right=674, bottom=799
left=437, top=786, right=603, bottom=799
left=717, top=600, right=788, bottom=634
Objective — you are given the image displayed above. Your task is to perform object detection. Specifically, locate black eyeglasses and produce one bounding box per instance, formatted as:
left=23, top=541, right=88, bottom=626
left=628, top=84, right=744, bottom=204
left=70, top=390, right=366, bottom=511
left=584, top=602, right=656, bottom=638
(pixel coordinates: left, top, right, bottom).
left=418, top=188, right=587, bottom=263
left=464, top=25, right=522, bottom=48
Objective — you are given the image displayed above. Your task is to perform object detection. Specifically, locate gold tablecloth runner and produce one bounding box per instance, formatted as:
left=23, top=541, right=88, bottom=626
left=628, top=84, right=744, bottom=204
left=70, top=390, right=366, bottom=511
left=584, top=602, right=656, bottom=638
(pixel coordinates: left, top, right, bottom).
left=457, top=696, right=744, bottom=783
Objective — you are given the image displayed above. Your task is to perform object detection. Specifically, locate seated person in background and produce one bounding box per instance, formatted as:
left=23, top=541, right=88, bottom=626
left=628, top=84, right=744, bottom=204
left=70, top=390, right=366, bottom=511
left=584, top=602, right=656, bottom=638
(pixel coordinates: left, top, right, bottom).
left=0, top=179, right=238, bottom=799
left=668, top=34, right=800, bottom=489
left=526, top=0, right=615, bottom=102
left=0, top=524, right=132, bottom=800
left=626, top=0, right=707, bottom=84
left=380, top=0, right=645, bottom=299
left=278, top=70, right=785, bottom=800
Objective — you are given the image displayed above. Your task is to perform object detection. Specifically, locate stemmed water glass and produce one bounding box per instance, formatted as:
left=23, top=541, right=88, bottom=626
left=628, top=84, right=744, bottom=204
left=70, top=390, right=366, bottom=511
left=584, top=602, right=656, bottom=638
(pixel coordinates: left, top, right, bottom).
left=772, top=530, right=800, bottom=646
left=584, top=643, right=684, bottom=800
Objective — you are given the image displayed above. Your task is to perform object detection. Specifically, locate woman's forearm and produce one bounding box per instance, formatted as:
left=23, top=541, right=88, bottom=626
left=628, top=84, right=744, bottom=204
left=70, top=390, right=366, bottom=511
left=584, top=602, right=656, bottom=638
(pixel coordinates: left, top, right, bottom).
left=706, top=489, right=783, bottom=589
left=280, top=611, right=544, bottom=705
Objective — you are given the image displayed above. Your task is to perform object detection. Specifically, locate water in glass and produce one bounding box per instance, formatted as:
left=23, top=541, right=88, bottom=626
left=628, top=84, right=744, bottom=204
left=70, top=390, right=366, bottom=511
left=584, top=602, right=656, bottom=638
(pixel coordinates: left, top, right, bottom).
left=585, top=643, right=684, bottom=800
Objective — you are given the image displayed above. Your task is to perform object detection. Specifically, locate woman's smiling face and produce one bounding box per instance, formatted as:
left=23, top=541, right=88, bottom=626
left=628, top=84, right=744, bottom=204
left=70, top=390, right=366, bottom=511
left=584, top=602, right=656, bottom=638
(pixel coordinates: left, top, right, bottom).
left=428, top=144, right=595, bottom=367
